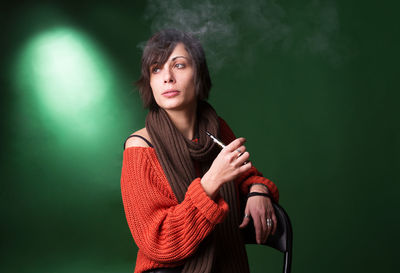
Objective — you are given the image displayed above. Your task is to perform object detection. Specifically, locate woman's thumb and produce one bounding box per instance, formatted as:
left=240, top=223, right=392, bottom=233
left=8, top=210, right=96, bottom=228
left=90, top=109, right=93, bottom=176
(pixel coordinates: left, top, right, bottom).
left=239, top=213, right=251, bottom=229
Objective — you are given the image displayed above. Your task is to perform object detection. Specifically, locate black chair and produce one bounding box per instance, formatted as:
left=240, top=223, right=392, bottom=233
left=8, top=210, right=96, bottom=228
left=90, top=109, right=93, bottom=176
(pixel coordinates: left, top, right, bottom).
left=242, top=202, right=293, bottom=273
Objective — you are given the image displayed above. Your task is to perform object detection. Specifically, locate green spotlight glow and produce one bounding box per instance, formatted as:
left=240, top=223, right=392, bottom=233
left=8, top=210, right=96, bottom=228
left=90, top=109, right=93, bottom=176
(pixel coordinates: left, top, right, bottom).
left=28, top=29, right=109, bottom=110
left=14, top=27, right=116, bottom=138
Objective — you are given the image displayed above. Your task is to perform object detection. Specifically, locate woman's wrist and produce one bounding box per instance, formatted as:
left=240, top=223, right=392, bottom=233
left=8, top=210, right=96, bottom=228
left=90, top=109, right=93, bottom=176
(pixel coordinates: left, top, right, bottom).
left=249, top=183, right=269, bottom=194
left=200, top=174, right=221, bottom=199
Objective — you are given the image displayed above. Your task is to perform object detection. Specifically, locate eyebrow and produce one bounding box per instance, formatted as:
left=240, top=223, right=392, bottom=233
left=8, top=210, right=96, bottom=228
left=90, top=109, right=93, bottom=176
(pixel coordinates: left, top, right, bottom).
left=171, top=56, right=190, bottom=61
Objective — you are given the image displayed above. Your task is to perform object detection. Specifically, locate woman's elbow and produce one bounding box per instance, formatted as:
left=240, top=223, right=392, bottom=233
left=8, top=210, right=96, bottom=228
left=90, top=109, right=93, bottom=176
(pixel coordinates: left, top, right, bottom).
left=136, top=229, right=202, bottom=263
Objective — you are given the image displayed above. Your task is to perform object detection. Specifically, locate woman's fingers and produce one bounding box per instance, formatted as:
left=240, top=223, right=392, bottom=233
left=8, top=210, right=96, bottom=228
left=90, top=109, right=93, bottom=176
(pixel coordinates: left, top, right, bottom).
left=271, top=211, right=278, bottom=235
left=235, top=145, right=247, bottom=156
left=239, top=161, right=252, bottom=173
left=252, top=205, right=268, bottom=245
left=263, top=223, right=272, bottom=244
left=239, top=209, right=251, bottom=229
left=225, top=139, right=250, bottom=169
left=203, top=138, right=253, bottom=194
left=245, top=196, right=279, bottom=244
left=265, top=198, right=277, bottom=235
left=252, top=215, right=263, bottom=244
left=255, top=214, right=273, bottom=245
left=260, top=217, right=268, bottom=244
left=225, top=138, right=246, bottom=153
left=264, top=210, right=273, bottom=243
left=235, top=151, right=250, bottom=167
left=244, top=195, right=277, bottom=244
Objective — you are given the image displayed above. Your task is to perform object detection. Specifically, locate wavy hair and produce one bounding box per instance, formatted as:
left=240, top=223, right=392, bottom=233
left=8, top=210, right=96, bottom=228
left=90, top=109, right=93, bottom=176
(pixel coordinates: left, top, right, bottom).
left=136, top=29, right=212, bottom=110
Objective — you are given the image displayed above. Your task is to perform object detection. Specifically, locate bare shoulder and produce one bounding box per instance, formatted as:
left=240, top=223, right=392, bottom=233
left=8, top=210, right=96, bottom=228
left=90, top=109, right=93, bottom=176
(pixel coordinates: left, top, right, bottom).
left=125, top=128, right=153, bottom=148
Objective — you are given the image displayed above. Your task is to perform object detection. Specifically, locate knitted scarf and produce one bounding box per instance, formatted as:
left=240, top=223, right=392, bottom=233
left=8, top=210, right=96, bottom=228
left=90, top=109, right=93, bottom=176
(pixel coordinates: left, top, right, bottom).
left=146, top=100, right=250, bottom=273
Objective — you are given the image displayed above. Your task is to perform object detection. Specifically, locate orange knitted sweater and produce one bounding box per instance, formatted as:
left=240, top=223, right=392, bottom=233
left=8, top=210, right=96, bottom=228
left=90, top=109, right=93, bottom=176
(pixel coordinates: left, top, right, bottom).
left=120, top=118, right=279, bottom=273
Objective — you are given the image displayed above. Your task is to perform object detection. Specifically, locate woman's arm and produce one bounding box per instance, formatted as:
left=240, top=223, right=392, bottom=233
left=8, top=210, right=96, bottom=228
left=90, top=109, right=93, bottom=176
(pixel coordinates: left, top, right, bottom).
left=218, top=117, right=280, bottom=243
left=218, top=117, right=279, bottom=202
left=235, top=167, right=279, bottom=202
left=121, top=147, right=229, bottom=263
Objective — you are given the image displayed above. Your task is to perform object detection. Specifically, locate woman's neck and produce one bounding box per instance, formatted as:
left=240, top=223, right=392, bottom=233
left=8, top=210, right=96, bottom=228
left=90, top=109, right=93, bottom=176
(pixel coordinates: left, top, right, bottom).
left=165, top=103, right=197, bottom=140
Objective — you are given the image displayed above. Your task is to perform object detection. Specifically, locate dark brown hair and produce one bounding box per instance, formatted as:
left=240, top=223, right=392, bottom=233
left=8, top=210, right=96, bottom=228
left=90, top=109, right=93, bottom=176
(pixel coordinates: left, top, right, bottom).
left=136, top=29, right=212, bottom=109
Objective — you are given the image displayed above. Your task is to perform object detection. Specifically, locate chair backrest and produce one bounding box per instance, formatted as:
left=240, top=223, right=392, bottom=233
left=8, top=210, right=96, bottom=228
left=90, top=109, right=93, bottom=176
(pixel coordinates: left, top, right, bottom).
left=242, top=202, right=293, bottom=273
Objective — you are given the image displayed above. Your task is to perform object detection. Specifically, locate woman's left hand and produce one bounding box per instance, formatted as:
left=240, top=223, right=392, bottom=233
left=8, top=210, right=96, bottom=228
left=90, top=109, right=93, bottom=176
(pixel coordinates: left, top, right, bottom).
left=239, top=185, right=277, bottom=244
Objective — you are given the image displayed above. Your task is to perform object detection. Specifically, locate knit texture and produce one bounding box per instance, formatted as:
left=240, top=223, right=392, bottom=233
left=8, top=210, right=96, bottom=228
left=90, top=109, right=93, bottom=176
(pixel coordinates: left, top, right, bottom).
left=120, top=118, right=279, bottom=273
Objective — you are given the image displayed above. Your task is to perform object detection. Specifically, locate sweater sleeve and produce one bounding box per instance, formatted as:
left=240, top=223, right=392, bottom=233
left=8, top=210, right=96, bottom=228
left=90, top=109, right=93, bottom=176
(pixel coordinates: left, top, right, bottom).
left=218, top=117, right=279, bottom=203
left=120, top=147, right=229, bottom=263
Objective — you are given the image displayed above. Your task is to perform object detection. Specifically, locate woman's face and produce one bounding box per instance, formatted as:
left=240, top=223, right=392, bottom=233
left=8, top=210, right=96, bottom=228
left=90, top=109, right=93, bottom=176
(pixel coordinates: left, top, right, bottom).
left=149, top=43, right=196, bottom=111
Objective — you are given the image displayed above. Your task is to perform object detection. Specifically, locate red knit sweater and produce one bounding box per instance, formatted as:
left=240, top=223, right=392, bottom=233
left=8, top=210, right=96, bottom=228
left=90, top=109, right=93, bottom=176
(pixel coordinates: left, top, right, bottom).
left=120, top=118, right=279, bottom=273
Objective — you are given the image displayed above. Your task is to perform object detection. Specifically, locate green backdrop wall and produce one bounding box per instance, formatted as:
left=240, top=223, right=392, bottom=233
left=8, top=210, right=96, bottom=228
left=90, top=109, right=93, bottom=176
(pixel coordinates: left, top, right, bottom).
left=1, top=1, right=398, bottom=272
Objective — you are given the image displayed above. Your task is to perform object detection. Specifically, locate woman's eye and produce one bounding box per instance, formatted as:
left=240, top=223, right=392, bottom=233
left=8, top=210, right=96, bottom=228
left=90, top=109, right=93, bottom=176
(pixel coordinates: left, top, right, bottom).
left=152, top=67, right=160, bottom=73
left=175, top=63, right=185, bottom=69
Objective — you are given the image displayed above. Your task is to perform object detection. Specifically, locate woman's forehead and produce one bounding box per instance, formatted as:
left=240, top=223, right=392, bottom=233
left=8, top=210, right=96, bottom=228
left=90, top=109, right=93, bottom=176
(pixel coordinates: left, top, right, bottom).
left=170, top=43, right=190, bottom=58
left=150, top=43, right=191, bottom=65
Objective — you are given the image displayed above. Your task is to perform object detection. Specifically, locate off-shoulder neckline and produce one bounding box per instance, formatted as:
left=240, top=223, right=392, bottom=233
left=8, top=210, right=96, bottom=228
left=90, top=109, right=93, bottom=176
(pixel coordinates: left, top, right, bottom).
left=124, top=137, right=200, bottom=152
left=124, top=146, right=155, bottom=151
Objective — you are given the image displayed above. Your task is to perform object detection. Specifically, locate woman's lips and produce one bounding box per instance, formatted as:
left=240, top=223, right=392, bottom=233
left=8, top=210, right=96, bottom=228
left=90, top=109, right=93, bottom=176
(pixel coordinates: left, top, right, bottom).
left=162, top=90, right=180, bottom=98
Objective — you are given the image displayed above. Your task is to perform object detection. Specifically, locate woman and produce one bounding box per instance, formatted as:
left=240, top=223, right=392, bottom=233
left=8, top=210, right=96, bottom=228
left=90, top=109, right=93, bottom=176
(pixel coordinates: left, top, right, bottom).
left=121, top=29, right=279, bottom=273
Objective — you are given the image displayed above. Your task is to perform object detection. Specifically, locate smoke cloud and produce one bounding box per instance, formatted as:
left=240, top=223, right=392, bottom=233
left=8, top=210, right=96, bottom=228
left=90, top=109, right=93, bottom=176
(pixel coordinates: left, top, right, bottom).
left=141, top=0, right=344, bottom=68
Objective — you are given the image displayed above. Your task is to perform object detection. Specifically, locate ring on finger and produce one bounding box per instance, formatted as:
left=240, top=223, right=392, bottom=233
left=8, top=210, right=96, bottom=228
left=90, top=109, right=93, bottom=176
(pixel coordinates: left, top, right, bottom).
left=267, top=218, right=272, bottom=227
left=236, top=150, right=248, bottom=165
left=244, top=214, right=251, bottom=219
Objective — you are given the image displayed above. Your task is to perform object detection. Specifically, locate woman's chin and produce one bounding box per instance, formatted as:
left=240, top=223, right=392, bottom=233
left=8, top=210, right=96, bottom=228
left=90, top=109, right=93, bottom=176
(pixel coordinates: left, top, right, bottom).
left=159, top=99, right=189, bottom=111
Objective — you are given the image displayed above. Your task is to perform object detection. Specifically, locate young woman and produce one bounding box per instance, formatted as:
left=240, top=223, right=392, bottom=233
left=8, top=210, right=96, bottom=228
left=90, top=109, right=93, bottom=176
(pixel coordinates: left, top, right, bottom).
left=121, top=29, right=279, bottom=273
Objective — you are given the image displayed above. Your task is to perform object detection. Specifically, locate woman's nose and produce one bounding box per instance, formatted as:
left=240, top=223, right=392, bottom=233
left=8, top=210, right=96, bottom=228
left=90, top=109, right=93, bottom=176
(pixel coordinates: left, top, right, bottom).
left=163, top=68, right=175, bottom=83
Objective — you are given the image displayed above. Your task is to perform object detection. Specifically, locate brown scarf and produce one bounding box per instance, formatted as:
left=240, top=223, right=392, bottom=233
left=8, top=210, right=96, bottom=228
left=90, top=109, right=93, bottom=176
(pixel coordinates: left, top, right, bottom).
left=146, top=100, right=250, bottom=273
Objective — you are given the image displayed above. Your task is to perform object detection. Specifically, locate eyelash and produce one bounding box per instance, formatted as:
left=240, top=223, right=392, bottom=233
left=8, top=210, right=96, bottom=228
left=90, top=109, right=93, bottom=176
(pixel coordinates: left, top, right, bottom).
left=151, top=63, right=186, bottom=74
left=175, top=63, right=185, bottom=69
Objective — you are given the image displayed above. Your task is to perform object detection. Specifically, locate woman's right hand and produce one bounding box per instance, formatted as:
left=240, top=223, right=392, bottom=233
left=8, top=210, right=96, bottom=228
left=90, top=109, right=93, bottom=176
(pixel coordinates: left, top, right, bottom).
left=201, top=137, right=252, bottom=199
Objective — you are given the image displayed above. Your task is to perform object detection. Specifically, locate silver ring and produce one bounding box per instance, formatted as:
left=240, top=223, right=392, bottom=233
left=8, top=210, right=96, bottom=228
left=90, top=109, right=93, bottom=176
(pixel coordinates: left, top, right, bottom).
left=267, top=218, right=272, bottom=227
left=236, top=149, right=243, bottom=157
left=244, top=214, right=251, bottom=219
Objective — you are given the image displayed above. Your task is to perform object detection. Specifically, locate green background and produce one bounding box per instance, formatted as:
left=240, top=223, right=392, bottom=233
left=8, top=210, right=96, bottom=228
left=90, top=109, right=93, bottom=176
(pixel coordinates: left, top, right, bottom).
left=1, top=1, right=398, bottom=272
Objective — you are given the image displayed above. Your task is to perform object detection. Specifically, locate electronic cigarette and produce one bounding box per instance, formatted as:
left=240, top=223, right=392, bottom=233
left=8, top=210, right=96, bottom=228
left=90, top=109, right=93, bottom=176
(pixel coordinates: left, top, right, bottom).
left=205, top=131, right=226, bottom=149
left=205, top=131, right=248, bottom=164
